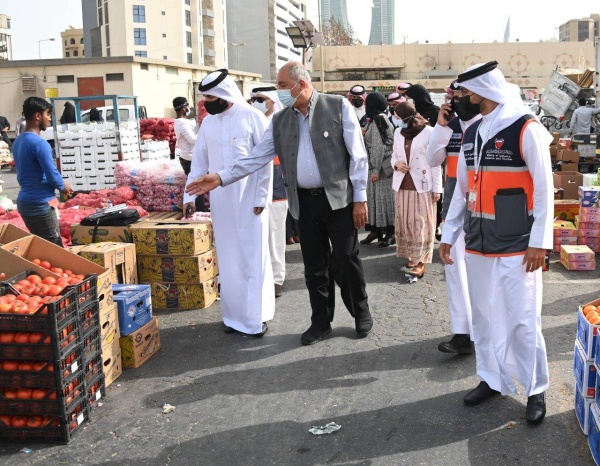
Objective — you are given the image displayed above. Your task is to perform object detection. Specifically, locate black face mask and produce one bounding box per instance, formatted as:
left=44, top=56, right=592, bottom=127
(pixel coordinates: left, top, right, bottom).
left=455, top=95, right=480, bottom=121
left=204, top=98, right=229, bottom=115
left=352, top=99, right=364, bottom=108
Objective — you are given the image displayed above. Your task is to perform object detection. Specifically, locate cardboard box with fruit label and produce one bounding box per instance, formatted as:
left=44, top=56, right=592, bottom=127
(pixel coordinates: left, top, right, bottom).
left=575, top=340, right=597, bottom=398
left=0, top=224, right=31, bottom=246
left=130, top=221, right=213, bottom=256
left=100, top=303, right=120, bottom=351
left=119, top=317, right=160, bottom=368
left=578, top=300, right=600, bottom=359
left=68, top=242, right=137, bottom=285
left=71, top=224, right=135, bottom=245
left=576, top=385, right=594, bottom=435
left=554, top=199, right=581, bottom=221
left=112, top=284, right=153, bottom=335
left=137, top=247, right=218, bottom=284
left=101, top=337, right=122, bottom=387
left=561, top=245, right=596, bottom=263
left=150, top=276, right=218, bottom=310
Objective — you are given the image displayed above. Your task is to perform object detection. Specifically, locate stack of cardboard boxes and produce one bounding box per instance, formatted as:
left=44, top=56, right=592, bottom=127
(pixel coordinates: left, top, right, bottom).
left=130, top=221, right=219, bottom=310
left=576, top=187, right=600, bottom=254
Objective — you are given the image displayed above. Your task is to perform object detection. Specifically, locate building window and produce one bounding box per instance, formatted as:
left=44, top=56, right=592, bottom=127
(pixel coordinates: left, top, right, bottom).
left=185, top=10, right=191, bottom=26
left=57, top=75, right=75, bottom=83
left=97, top=0, right=101, bottom=6
left=98, top=7, right=103, bottom=26
left=185, top=0, right=190, bottom=4
left=80, top=38, right=84, bottom=44
left=141, top=63, right=149, bottom=70
left=70, top=38, right=75, bottom=45
left=186, top=31, right=192, bottom=48
left=105, top=25, right=110, bottom=46
left=106, top=48, right=110, bottom=57
left=64, top=40, right=67, bottom=46
left=187, top=52, right=193, bottom=64
left=104, top=2, right=109, bottom=23
left=73, top=50, right=79, bottom=57
left=162, top=33, right=166, bottom=38
left=163, top=55, right=167, bottom=60
left=135, top=50, right=147, bottom=57
left=161, top=11, right=165, bottom=15
left=133, top=5, right=146, bottom=23
left=134, top=28, right=146, bottom=45
left=106, top=73, right=124, bottom=82
left=65, top=51, right=70, bottom=57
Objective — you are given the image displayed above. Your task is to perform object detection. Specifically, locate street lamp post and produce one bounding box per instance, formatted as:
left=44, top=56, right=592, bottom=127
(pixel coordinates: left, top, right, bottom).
left=38, top=38, right=55, bottom=59
left=230, top=42, right=246, bottom=70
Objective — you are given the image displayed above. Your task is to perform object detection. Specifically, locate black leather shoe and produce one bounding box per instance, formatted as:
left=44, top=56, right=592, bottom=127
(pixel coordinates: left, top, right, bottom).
left=301, top=324, right=332, bottom=346
left=464, top=381, right=499, bottom=406
left=355, top=312, right=373, bottom=338
left=526, top=392, right=546, bottom=424
left=360, top=232, right=382, bottom=244
left=224, top=325, right=236, bottom=334
left=254, top=322, right=268, bottom=338
left=438, top=334, right=473, bottom=354
left=275, top=284, right=283, bottom=298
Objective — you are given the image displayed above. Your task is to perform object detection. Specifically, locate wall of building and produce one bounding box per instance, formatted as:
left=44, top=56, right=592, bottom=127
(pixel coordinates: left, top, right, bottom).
left=311, top=40, right=597, bottom=93
left=61, top=28, right=85, bottom=59
left=0, top=14, right=12, bottom=61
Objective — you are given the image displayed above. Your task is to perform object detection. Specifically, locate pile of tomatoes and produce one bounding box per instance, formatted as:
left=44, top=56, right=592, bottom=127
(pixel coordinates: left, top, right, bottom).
left=583, top=304, right=600, bottom=324
left=0, top=415, right=61, bottom=428
left=0, top=274, right=75, bottom=315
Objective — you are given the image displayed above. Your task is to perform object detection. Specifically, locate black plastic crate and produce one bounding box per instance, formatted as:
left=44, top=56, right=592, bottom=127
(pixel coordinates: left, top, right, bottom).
left=85, top=373, right=105, bottom=412
left=84, top=352, right=103, bottom=383
left=67, top=274, right=97, bottom=312
left=80, top=301, right=100, bottom=338
left=83, top=327, right=101, bottom=363
left=0, top=288, right=78, bottom=333
left=0, top=356, right=82, bottom=390
left=0, top=320, right=81, bottom=361
left=0, top=372, right=86, bottom=416
left=0, top=396, right=88, bottom=444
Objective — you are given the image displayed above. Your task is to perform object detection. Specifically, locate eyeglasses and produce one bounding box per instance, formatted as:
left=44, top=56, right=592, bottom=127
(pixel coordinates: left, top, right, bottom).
left=254, top=97, right=265, bottom=103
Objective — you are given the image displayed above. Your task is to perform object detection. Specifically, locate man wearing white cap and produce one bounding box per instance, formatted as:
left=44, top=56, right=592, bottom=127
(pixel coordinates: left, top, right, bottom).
left=183, top=69, right=274, bottom=337
left=439, top=61, right=553, bottom=423
left=186, top=61, right=372, bottom=346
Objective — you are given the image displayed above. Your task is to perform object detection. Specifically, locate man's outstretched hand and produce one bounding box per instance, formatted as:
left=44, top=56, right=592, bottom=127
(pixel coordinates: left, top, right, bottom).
left=186, top=173, right=222, bottom=196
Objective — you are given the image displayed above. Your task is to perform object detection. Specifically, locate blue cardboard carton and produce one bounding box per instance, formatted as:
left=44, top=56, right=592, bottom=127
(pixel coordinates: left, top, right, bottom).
left=588, top=402, right=600, bottom=461
left=575, top=341, right=597, bottom=398
left=112, top=284, right=153, bottom=335
left=576, top=384, right=593, bottom=435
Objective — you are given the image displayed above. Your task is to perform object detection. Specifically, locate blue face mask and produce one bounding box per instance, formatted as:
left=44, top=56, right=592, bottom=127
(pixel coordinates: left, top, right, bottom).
left=277, top=81, right=300, bottom=107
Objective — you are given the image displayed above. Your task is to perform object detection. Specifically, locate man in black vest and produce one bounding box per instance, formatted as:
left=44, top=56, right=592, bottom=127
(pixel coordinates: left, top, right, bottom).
left=186, top=62, right=373, bottom=346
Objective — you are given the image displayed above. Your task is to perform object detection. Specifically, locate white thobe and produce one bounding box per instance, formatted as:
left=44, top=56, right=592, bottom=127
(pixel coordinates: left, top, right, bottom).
left=184, top=104, right=275, bottom=334
left=442, top=116, right=553, bottom=396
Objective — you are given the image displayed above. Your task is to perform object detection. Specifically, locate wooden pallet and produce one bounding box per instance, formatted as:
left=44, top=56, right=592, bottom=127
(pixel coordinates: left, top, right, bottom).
left=142, top=211, right=183, bottom=222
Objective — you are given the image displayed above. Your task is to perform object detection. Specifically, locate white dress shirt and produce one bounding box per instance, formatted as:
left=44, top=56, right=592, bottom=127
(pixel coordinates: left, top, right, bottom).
left=174, top=118, right=197, bottom=161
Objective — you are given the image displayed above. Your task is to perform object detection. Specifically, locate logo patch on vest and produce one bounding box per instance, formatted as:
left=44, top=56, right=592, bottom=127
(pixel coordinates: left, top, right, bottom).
left=494, top=138, right=505, bottom=149
left=463, top=143, right=474, bottom=151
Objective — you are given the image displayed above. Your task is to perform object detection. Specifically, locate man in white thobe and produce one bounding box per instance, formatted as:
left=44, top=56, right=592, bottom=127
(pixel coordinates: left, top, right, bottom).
left=183, top=70, right=274, bottom=337
left=439, top=62, right=553, bottom=423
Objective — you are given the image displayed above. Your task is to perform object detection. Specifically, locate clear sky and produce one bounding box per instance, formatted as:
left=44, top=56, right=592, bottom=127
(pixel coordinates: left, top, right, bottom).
left=2, top=0, right=599, bottom=60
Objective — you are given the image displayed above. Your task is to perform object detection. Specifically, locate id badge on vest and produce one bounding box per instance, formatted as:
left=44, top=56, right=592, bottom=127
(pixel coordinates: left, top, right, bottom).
left=421, top=170, right=429, bottom=191
left=467, top=186, right=477, bottom=211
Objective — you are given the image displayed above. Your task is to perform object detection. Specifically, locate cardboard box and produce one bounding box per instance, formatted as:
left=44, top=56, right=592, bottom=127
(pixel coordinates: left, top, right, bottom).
left=101, top=338, right=122, bottom=387
left=578, top=228, right=600, bottom=238
left=557, top=149, right=580, bottom=163
left=576, top=385, right=593, bottom=435
left=561, top=257, right=595, bottom=270
left=554, top=199, right=580, bottom=221
left=582, top=207, right=600, bottom=216
left=558, top=162, right=579, bottom=172
left=561, top=245, right=596, bottom=262
left=576, top=217, right=600, bottom=230
left=583, top=173, right=599, bottom=187
left=551, top=132, right=560, bottom=145
left=553, top=236, right=578, bottom=252
left=113, top=284, right=153, bottom=335
left=554, top=172, right=584, bottom=200
left=549, top=146, right=558, bottom=157
left=575, top=341, right=597, bottom=398
left=579, top=186, right=600, bottom=208
left=66, top=245, right=113, bottom=314
left=588, top=403, right=600, bottom=457
left=71, top=224, right=135, bottom=245
left=578, top=213, right=600, bottom=223
left=0, top=224, right=31, bottom=245
left=553, top=220, right=577, bottom=237
left=130, top=221, right=213, bottom=256
left=151, top=276, right=218, bottom=310
left=100, top=303, right=120, bottom=351
left=578, top=300, right=600, bottom=359
left=137, top=247, right=218, bottom=284
left=72, top=242, right=138, bottom=285
left=0, top=247, right=62, bottom=281
left=119, top=317, right=160, bottom=368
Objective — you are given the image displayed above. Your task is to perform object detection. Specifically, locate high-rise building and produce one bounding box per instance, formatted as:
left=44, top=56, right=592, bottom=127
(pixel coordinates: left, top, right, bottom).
left=559, top=15, right=599, bottom=42
left=0, top=14, right=12, bottom=61
left=320, top=0, right=349, bottom=33
left=368, top=0, right=395, bottom=45
left=81, top=0, right=227, bottom=67
left=227, top=0, right=305, bottom=81
left=61, top=27, right=85, bottom=59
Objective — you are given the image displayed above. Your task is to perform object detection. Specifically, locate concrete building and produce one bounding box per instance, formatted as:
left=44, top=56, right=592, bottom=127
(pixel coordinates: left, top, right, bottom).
left=368, top=0, right=395, bottom=45
left=0, top=57, right=262, bottom=139
left=61, top=27, right=85, bottom=59
left=559, top=14, right=599, bottom=42
left=311, top=40, right=597, bottom=96
left=81, top=0, right=227, bottom=68
left=227, top=0, right=305, bottom=80
left=0, top=14, right=13, bottom=61
left=320, top=0, right=349, bottom=32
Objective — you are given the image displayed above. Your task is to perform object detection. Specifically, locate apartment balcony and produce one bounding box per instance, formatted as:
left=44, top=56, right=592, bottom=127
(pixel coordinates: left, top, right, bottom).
left=202, top=9, right=214, bottom=18
left=203, top=29, right=215, bottom=38
left=204, top=49, right=216, bottom=57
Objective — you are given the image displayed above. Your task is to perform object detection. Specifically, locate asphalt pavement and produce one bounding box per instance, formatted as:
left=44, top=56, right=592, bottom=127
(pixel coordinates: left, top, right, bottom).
left=0, top=168, right=597, bottom=465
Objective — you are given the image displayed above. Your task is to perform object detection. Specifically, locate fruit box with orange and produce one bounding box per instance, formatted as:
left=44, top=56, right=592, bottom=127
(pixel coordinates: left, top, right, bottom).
left=553, top=220, right=577, bottom=237
left=561, top=245, right=596, bottom=263
left=575, top=340, right=597, bottom=398
left=553, top=236, right=578, bottom=252
left=119, top=317, right=160, bottom=369
left=578, top=300, right=600, bottom=359
left=554, top=199, right=580, bottom=220
left=560, top=257, right=596, bottom=271
left=576, top=216, right=600, bottom=230
left=576, top=385, right=593, bottom=435
left=588, top=403, right=600, bottom=460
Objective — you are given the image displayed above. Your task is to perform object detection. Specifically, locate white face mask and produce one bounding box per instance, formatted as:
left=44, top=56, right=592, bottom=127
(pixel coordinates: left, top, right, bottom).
left=252, top=101, right=268, bottom=114
left=391, top=116, right=402, bottom=127
left=185, top=108, right=191, bottom=116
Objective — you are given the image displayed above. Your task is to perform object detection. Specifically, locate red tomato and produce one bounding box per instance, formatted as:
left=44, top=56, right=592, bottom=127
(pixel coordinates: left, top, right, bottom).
left=16, top=388, right=32, bottom=399
left=27, top=274, right=42, bottom=284
left=40, top=261, right=52, bottom=270
left=16, top=294, right=30, bottom=302
left=18, top=362, right=33, bottom=371
left=42, top=277, right=56, bottom=285
left=1, top=361, right=19, bottom=371
left=0, top=332, right=15, bottom=343
left=46, top=285, right=62, bottom=297
left=27, top=416, right=44, bottom=427
left=31, top=389, right=47, bottom=400
left=64, top=269, right=73, bottom=277
left=51, top=267, right=63, bottom=275
left=0, top=415, right=11, bottom=427
left=14, top=333, right=30, bottom=344
left=17, top=279, right=30, bottom=288
left=3, top=390, right=17, bottom=399
left=11, top=416, right=27, bottom=427
left=32, top=258, right=41, bottom=265
left=0, top=303, right=12, bottom=313
left=29, top=332, right=44, bottom=344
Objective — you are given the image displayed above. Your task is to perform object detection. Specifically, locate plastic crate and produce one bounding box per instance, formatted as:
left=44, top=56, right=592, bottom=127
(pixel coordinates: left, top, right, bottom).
left=0, top=372, right=86, bottom=416
left=83, top=327, right=101, bottom=363
left=80, top=301, right=100, bottom=338
left=0, top=396, right=88, bottom=444
left=67, top=274, right=97, bottom=312
left=0, top=288, right=78, bottom=333
left=85, top=373, right=105, bottom=412
left=84, top=352, right=103, bottom=383
left=0, top=320, right=81, bottom=361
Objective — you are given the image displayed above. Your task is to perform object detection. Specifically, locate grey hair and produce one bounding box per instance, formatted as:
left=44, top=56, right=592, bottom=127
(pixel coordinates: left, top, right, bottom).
left=288, top=63, right=312, bottom=83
